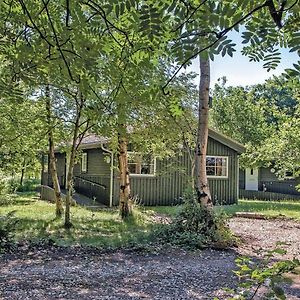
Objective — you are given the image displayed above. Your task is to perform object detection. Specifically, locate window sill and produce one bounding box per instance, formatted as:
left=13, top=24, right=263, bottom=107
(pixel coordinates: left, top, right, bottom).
left=129, top=174, right=156, bottom=178
left=207, top=176, right=228, bottom=179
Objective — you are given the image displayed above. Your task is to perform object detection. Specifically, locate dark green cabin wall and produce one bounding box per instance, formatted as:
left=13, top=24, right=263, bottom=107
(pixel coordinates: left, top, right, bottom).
left=44, top=137, right=239, bottom=206
left=42, top=153, right=66, bottom=187
left=113, top=137, right=239, bottom=206
left=73, top=148, right=111, bottom=205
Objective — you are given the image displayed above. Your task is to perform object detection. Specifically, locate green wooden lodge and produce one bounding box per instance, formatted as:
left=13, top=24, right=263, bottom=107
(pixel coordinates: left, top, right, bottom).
left=41, top=129, right=245, bottom=206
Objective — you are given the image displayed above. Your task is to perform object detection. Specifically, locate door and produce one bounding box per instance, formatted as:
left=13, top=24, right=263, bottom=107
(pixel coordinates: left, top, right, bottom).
left=245, top=168, right=258, bottom=191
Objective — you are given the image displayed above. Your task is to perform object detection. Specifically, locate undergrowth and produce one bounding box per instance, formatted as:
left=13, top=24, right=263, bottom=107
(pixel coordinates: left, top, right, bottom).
left=156, top=189, right=236, bottom=249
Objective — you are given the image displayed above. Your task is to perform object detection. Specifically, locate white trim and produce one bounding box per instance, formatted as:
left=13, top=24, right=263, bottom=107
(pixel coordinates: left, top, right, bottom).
left=81, top=152, right=87, bottom=173
left=284, top=169, right=296, bottom=180
left=206, top=155, right=228, bottom=179
left=100, top=144, right=114, bottom=208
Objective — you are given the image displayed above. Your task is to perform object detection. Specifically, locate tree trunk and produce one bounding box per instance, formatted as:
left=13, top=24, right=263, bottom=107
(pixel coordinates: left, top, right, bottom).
left=118, top=132, right=132, bottom=219
left=19, top=158, right=26, bottom=186
left=194, top=55, right=213, bottom=207
left=64, top=91, right=84, bottom=229
left=64, top=153, right=75, bottom=228
left=45, top=85, right=64, bottom=218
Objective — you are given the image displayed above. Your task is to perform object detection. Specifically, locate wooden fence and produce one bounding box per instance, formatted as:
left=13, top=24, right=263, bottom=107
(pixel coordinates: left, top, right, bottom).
left=239, top=189, right=300, bottom=201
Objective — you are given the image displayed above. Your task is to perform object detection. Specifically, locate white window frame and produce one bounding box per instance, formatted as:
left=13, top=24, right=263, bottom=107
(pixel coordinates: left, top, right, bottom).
left=127, top=152, right=156, bottom=177
left=206, top=155, right=228, bottom=179
left=284, top=169, right=296, bottom=180
left=81, top=152, right=88, bottom=173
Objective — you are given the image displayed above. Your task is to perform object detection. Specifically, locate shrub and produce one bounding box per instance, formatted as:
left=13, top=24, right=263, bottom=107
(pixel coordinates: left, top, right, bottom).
left=16, top=178, right=40, bottom=192
left=158, top=189, right=236, bottom=249
left=217, top=247, right=300, bottom=299
left=0, top=211, right=18, bottom=252
left=0, top=194, right=18, bottom=206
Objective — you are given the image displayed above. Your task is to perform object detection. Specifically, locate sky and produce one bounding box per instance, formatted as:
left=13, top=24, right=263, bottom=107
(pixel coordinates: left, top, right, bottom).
left=186, top=31, right=299, bottom=87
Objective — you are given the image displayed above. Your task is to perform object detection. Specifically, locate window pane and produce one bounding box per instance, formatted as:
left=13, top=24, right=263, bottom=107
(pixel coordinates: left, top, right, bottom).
left=206, top=166, right=215, bottom=176
left=216, top=166, right=223, bottom=176
left=206, top=157, right=215, bottom=166
left=128, top=163, right=137, bottom=174
left=222, top=166, right=227, bottom=176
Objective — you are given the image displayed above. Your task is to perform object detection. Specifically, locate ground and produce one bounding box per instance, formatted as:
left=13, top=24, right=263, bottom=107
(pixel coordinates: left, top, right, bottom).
left=1, top=217, right=300, bottom=300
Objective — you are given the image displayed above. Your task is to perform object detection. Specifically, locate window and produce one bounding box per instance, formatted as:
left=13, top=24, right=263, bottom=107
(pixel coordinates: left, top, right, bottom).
left=128, top=152, right=156, bottom=176
left=81, top=152, right=87, bottom=173
left=284, top=169, right=298, bottom=179
left=206, top=156, right=228, bottom=178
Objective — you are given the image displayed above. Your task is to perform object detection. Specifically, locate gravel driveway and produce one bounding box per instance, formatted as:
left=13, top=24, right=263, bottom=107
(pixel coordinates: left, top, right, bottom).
left=0, top=217, right=299, bottom=300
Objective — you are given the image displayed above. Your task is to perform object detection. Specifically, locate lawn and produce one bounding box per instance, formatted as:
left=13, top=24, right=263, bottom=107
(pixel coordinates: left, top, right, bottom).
left=0, top=193, right=160, bottom=248
left=220, top=199, right=300, bottom=220
left=1, top=193, right=300, bottom=248
left=149, top=199, right=300, bottom=220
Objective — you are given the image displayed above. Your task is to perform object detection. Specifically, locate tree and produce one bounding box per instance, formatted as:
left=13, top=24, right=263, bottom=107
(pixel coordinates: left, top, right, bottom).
left=211, top=76, right=300, bottom=175
left=45, top=85, right=64, bottom=218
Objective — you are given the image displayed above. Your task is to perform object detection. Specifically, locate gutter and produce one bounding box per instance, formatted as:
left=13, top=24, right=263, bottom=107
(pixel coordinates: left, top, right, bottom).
left=100, top=144, right=114, bottom=208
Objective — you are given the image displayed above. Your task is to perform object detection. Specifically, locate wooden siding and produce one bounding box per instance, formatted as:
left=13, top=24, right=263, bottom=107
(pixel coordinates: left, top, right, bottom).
left=73, top=148, right=112, bottom=205
left=44, top=136, right=240, bottom=206
left=41, top=153, right=65, bottom=188
left=113, top=137, right=239, bottom=206
left=240, top=189, right=300, bottom=201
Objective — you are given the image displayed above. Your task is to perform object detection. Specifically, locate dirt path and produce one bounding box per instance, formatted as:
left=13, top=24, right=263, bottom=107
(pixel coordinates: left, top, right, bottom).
left=0, top=218, right=299, bottom=300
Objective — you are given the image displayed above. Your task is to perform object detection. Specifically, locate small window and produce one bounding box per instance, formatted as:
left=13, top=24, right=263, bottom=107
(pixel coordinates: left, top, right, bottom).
left=43, top=155, right=48, bottom=173
left=81, top=152, right=87, bottom=173
left=284, top=170, right=295, bottom=179
left=206, top=156, right=228, bottom=178
left=250, top=168, right=254, bottom=175
left=128, top=152, right=156, bottom=176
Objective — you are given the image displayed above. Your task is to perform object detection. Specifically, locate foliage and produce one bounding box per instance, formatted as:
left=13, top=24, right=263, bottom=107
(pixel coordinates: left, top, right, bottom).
left=157, top=189, right=236, bottom=249
left=0, top=211, right=18, bottom=252
left=211, top=76, right=300, bottom=172
left=218, top=248, right=300, bottom=299
left=16, top=179, right=40, bottom=192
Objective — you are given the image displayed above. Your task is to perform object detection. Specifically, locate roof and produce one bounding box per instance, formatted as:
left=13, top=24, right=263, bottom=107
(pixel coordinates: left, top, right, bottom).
left=208, top=128, right=245, bottom=154
left=79, top=134, right=108, bottom=150
left=77, top=130, right=245, bottom=154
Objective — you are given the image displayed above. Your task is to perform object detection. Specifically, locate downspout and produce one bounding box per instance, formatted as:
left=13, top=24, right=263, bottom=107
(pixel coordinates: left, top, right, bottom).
left=101, top=144, right=114, bottom=207
left=237, top=156, right=239, bottom=204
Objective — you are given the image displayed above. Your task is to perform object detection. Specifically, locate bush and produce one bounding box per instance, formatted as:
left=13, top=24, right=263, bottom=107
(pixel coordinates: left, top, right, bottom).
left=16, top=178, right=40, bottom=192
left=217, top=247, right=300, bottom=299
left=0, top=194, right=19, bottom=206
left=157, top=189, right=236, bottom=249
left=0, top=211, right=18, bottom=252
left=0, top=176, right=17, bottom=194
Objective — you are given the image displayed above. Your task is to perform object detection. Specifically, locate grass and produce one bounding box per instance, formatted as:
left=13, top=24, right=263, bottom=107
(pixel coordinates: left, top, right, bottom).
left=0, top=193, right=161, bottom=248
left=218, top=199, right=300, bottom=220
left=1, top=193, right=300, bottom=248
left=149, top=199, right=300, bottom=220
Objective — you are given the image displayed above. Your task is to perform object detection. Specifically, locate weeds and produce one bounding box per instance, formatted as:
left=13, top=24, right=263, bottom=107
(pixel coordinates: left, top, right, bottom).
left=0, top=211, right=18, bottom=252
left=157, top=189, right=236, bottom=249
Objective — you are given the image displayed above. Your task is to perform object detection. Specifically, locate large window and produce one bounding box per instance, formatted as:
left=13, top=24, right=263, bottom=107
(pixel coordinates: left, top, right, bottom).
left=206, top=156, right=228, bottom=178
left=128, top=152, right=156, bottom=176
left=81, top=152, right=87, bottom=173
